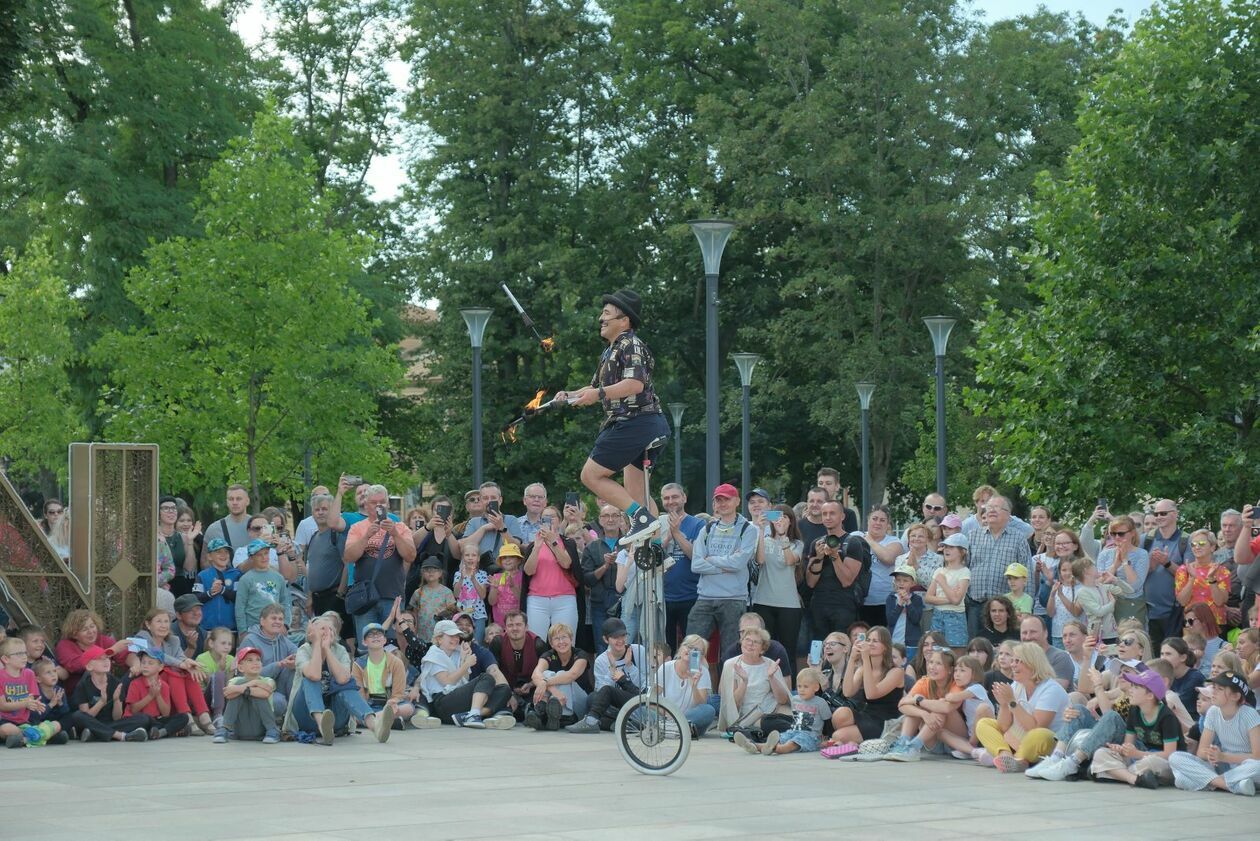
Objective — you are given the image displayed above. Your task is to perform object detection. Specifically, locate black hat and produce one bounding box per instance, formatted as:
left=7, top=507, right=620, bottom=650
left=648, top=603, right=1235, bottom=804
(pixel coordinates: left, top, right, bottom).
left=601, top=617, right=629, bottom=638
left=601, top=289, right=642, bottom=328
left=1210, top=671, right=1256, bottom=705
left=420, top=556, right=444, bottom=571
left=159, top=495, right=178, bottom=508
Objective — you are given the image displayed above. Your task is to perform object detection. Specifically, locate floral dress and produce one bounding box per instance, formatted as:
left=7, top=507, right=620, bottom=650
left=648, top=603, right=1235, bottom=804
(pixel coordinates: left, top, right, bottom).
left=409, top=584, right=456, bottom=641
left=1173, top=562, right=1230, bottom=626
left=453, top=569, right=490, bottom=620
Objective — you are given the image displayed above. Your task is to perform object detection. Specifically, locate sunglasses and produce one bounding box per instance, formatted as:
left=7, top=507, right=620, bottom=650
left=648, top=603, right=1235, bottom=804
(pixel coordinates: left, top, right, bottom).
left=1190, top=540, right=1212, bottom=548
left=1184, top=617, right=1199, bottom=625
left=1109, top=530, right=1130, bottom=537
left=1119, top=637, right=1138, bottom=646
left=47, top=508, right=64, bottom=515
left=924, top=504, right=945, bottom=512
left=1153, top=510, right=1174, bottom=516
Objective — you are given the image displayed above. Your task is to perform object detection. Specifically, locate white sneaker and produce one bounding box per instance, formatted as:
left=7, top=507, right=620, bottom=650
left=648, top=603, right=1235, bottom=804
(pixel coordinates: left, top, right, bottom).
left=410, top=711, right=441, bottom=729
left=373, top=706, right=396, bottom=743
left=733, top=732, right=760, bottom=755
left=1039, top=757, right=1078, bottom=782
left=1026, top=756, right=1057, bottom=779
left=484, top=712, right=516, bottom=730
left=1230, top=778, right=1255, bottom=797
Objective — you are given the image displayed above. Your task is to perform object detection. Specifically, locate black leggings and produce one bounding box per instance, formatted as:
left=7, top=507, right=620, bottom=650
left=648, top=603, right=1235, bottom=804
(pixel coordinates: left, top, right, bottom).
left=587, top=682, right=638, bottom=728
left=429, top=673, right=496, bottom=724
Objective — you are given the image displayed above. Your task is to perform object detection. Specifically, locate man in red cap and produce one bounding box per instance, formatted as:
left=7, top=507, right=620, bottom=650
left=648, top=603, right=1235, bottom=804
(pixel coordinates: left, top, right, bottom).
left=685, top=484, right=759, bottom=658
left=556, top=289, right=670, bottom=546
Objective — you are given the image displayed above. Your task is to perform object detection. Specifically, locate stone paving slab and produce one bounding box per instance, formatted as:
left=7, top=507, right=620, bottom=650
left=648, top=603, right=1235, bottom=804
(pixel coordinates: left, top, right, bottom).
left=4, top=728, right=1252, bottom=840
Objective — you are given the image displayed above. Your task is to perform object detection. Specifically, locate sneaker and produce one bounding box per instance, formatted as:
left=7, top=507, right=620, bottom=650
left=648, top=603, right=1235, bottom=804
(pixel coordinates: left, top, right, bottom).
left=544, top=698, right=563, bottom=731
left=1134, top=770, right=1160, bottom=790
left=48, top=732, right=69, bottom=745
left=313, top=710, right=334, bottom=746
left=262, top=731, right=280, bottom=745
left=1040, top=756, right=1078, bottom=782
left=733, top=732, right=761, bottom=755
left=760, top=731, right=780, bottom=755
left=995, top=754, right=1029, bottom=774
left=949, top=749, right=971, bottom=760
left=463, top=711, right=485, bottom=729
left=524, top=706, right=544, bottom=731
left=689, top=723, right=701, bottom=740
left=485, top=712, right=517, bottom=730
left=149, top=728, right=165, bottom=741
left=1026, top=757, right=1056, bottom=779
left=973, top=748, right=996, bottom=767
left=373, top=706, right=396, bottom=743
left=1229, top=778, right=1255, bottom=797
left=5, top=734, right=25, bottom=749
left=885, top=745, right=921, bottom=762
left=212, top=731, right=227, bottom=744
left=124, top=728, right=148, bottom=742
left=619, top=510, right=663, bottom=546
left=410, top=711, right=441, bottom=730
left=79, top=729, right=93, bottom=743
left=565, top=717, right=602, bottom=734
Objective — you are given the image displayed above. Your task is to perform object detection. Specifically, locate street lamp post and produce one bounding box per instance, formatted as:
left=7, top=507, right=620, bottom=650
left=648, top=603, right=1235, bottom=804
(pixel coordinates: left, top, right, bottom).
left=688, top=219, right=735, bottom=504
left=460, top=307, right=493, bottom=486
left=732, top=353, right=761, bottom=513
left=667, top=403, right=686, bottom=488
left=923, top=316, right=957, bottom=500
left=855, top=382, right=875, bottom=527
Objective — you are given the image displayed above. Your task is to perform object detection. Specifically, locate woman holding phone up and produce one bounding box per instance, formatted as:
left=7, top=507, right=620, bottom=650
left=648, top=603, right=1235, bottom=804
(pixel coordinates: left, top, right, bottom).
left=752, top=504, right=804, bottom=657
left=524, top=506, right=580, bottom=639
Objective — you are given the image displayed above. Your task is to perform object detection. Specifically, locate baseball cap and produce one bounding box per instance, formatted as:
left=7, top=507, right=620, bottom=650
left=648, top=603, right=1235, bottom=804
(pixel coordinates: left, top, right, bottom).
left=941, top=513, right=962, bottom=529
left=206, top=537, right=231, bottom=554
left=941, top=533, right=969, bottom=550
left=419, top=556, right=444, bottom=570
left=452, top=612, right=472, bottom=624
left=1004, top=563, right=1029, bottom=579
left=1121, top=668, right=1167, bottom=699
left=246, top=538, right=271, bottom=556
left=745, top=487, right=771, bottom=503
left=235, top=646, right=262, bottom=663
left=173, top=594, right=201, bottom=614
left=891, top=564, right=917, bottom=579
left=433, top=619, right=462, bottom=638
left=81, top=645, right=110, bottom=662
left=712, top=483, right=739, bottom=499
left=464, top=489, right=480, bottom=500
left=130, top=640, right=165, bottom=662
left=361, top=622, right=387, bottom=638
left=601, top=618, right=629, bottom=638
left=1210, top=671, right=1255, bottom=704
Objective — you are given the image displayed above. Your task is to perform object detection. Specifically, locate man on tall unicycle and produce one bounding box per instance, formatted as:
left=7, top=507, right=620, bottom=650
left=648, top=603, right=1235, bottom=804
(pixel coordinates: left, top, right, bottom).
left=555, top=289, right=669, bottom=546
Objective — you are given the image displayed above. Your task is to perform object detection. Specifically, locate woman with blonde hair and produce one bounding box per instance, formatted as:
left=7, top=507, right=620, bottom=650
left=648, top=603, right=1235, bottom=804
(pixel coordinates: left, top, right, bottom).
left=973, top=641, right=1069, bottom=772
left=527, top=622, right=591, bottom=730
left=656, top=634, right=717, bottom=738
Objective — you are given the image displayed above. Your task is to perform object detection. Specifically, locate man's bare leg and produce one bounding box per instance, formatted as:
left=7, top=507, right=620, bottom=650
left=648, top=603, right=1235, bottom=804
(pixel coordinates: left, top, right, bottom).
left=581, top=459, right=633, bottom=509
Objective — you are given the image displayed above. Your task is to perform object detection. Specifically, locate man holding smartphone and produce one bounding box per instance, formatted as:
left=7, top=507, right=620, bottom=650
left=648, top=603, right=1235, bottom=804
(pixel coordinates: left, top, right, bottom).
left=554, top=288, right=669, bottom=545
left=343, top=485, right=417, bottom=644
left=461, top=481, right=524, bottom=563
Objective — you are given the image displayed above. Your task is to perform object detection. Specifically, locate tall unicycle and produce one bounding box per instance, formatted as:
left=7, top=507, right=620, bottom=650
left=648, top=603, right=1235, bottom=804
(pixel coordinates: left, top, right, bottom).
left=614, top=436, right=691, bottom=775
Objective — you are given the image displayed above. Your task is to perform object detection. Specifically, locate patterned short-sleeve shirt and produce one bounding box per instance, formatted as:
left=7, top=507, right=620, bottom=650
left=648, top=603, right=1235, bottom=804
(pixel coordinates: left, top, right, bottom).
left=590, top=330, right=661, bottom=423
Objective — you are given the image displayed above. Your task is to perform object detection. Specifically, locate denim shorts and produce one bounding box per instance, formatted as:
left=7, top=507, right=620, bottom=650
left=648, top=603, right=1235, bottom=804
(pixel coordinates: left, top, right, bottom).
left=931, top=609, right=969, bottom=647
left=779, top=729, right=822, bottom=752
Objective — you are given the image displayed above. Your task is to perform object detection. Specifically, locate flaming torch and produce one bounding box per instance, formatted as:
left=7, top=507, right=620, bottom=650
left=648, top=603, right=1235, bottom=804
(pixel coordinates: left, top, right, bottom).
left=501, top=283, right=556, bottom=352
left=500, top=388, right=576, bottom=443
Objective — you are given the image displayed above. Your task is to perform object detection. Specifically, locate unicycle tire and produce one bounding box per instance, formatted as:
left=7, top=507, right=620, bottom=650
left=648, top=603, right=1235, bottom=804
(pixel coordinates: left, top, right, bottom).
left=614, top=696, right=691, bottom=776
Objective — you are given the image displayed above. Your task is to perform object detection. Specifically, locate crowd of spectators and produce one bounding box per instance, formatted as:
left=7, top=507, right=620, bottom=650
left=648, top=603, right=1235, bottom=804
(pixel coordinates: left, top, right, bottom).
left=5, top=476, right=1258, bottom=797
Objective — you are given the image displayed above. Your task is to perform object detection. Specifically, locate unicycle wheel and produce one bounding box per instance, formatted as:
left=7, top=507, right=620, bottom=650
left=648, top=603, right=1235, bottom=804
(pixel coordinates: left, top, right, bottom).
left=614, top=696, right=691, bottom=776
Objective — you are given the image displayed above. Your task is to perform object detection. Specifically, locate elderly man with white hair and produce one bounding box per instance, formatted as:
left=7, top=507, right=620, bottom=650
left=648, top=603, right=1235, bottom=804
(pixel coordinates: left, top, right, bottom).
left=343, top=484, right=417, bottom=644
left=965, top=496, right=1033, bottom=639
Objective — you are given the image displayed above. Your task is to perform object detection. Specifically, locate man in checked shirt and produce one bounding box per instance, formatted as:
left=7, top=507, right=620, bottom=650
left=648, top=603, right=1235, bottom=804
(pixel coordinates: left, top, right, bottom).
left=555, top=288, right=670, bottom=546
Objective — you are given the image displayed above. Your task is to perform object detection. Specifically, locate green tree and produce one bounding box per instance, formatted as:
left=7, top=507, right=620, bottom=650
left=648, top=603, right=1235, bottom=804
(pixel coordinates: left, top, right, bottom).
left=0, top=235, right=85, bottom=484
left=969, top=0, right=1260, bottom=524
left=96, top=105, right=405, bottom=503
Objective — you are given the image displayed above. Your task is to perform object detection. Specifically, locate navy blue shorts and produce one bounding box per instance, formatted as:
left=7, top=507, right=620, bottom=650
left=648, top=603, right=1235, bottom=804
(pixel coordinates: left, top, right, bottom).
left=589, top=413, right=670, bottom=472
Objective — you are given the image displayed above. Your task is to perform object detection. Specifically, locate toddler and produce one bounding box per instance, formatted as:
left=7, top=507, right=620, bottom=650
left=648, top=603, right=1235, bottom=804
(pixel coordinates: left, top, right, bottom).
left=735, top=667, right=829, bottom=755
left=409, top=557, right=456, bottom=640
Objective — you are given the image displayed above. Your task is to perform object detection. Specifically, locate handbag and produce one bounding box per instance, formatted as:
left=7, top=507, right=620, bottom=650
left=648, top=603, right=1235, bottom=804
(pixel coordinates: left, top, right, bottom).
left=605, top=595, right=623, bottom=619
left=345, top=533, right=389, bottom=615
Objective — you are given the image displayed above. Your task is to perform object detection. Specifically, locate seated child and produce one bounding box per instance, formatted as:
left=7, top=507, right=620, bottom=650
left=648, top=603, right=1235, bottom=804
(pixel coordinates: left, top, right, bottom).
left=353, top=623, right=415, bottom=728
left=67, top=645, right=149, bottom=742
left=1087, top=668, right=1183, bottom=788
left=126, top=645, right=190, bottom=740
left=888, top=649, right=966, bottom=760
left=735, top=667, right=830, bottom=756
left=31, top=659, right=72, bottom=733
left=19, top=624, right=68, bottom=682
left=1, top=638, right=67, bottom=747
left=214, top=647, right=280, bottom=744
left=196, top=627, right=236, bottom=726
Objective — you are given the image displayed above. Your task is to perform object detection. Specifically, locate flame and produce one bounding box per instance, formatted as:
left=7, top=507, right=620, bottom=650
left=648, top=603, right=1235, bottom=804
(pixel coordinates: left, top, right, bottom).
left=540, top=336, right=556, bottom=352
left=524, top=389, right=546, bottom=412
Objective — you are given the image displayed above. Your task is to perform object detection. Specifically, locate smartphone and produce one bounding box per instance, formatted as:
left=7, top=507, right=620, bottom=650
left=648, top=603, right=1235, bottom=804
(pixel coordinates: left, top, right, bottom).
left=1097, top=498, right=1108, bottom=510
left=259, top=523, right=274, bottom=537
left=435, top=503, right=453, bottom=521
left=487, top=500, right=500, bottom=516
left=688, top=648, right=702, bottom=676
left=375, top=504, right=388, bottom=522
left=855, top=632, right=866, bottom=643
left=565, top=491, right=580, bottom=509
left=542, top=515, right=553, bottom=527
left=765, top=510, right=783, bottom=522
left=808, top=640, right=823, bottom=666
left=344, top=475, right=363, bottom=487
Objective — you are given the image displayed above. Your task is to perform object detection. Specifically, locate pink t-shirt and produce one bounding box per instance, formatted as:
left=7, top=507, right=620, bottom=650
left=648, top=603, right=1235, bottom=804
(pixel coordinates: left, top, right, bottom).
left=529, top=542, right=575, bottom=599
left=1, top=668, right=38, bottom=724
left=491, top=569, right=524, bottom=626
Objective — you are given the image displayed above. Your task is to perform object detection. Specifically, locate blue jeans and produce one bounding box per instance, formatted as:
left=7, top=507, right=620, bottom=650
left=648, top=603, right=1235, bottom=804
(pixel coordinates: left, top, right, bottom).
left=289, top=678, right=375, bottom=732
left=685, top=703, right=716, bottom=736
left=354, top=598, right=395, bottom=645
left=591, top=591, right=618, bottom=654
left=1058, top=709, right=1125, bottom=758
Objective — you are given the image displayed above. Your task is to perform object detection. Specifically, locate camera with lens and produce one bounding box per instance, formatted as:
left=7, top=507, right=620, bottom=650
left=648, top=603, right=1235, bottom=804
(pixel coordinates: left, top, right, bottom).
left=824, top=535, right=842, bottom=550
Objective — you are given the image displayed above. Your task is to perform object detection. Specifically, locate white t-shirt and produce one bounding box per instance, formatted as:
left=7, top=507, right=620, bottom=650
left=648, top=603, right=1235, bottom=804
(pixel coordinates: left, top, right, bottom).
left=1015, top=678, right=1070, bottom=732
left=655, top=662, right=712, bottom=713
left=419, top=646, right=467, bottom=701
left=294, top=515, right=318, bottom=553
left=735, top=660, right=775, bottom=720
left=1203, top=704, right=1260, bottom=757
left=933, top=566, right=970, bottom=612
left=960, top=683, right=990, bottom=730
